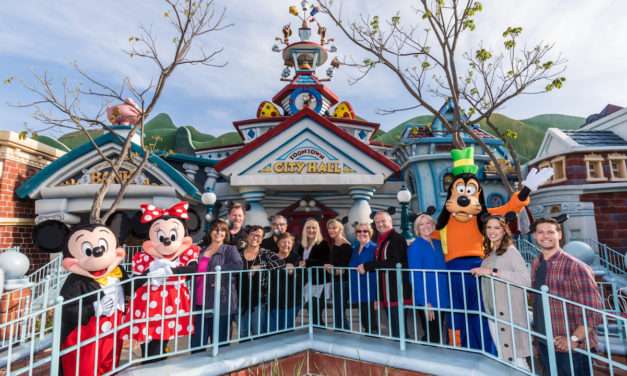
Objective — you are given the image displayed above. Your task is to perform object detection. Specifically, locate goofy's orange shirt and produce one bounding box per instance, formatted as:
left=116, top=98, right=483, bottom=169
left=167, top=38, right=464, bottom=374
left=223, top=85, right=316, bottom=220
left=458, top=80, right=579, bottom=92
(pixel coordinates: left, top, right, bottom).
left=433, top=194, right=529, bottom=263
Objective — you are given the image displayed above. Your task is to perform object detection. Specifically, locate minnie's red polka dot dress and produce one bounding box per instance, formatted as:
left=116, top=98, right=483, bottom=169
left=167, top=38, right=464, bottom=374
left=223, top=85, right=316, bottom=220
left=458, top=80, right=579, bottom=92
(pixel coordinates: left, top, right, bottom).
left=125, top=247, right=199, bottom=342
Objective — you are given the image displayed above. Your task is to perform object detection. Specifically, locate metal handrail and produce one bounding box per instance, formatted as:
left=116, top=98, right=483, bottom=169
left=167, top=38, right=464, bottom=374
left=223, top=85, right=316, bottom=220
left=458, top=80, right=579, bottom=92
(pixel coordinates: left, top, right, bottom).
left=0, top=266, right=624, bottom=375
left=582, top=238, right=626, bottom=276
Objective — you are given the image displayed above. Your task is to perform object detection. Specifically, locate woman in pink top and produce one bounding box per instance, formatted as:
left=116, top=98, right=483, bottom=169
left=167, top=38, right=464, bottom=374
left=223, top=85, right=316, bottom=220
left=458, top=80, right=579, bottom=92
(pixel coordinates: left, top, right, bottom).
left=191, top=220, right=242, bottom=351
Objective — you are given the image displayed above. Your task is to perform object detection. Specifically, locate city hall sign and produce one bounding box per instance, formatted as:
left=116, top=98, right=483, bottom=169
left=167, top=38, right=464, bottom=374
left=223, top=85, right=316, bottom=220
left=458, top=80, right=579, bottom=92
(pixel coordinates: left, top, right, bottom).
left=258, top=147, right=356, bottom=174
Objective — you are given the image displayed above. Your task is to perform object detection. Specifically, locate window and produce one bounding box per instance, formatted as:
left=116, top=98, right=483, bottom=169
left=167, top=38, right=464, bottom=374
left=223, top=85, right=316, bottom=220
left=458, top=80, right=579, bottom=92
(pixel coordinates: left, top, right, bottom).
left=584, top=154, right=606, bottom=182
left=608, top=153, right=627, bottom=181
left=538, top=161, right=552, bottom=185
left=550, top=157, right=567, bottom=183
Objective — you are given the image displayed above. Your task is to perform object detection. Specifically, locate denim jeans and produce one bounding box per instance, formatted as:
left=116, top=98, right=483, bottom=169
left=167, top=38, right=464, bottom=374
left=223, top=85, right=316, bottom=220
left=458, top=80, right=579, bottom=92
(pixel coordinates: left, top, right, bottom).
left=190, top=306, right=231, bottom=349
left=268, top=306, right=299, bottom=332
left=239, top=305, right=268, bottom=339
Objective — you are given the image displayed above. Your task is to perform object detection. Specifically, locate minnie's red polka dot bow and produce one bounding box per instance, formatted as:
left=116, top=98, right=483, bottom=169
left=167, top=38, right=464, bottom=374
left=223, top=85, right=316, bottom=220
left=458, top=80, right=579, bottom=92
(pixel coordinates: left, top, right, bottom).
left=140, top=201, right=190, bottom=223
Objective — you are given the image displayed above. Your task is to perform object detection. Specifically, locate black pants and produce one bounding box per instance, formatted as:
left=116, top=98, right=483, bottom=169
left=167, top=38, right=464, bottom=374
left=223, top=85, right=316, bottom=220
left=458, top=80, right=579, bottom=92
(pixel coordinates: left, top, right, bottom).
left=332, top=281, right=349, bottom=330
left=140, top=340, right=168, bottom=363
left=311, top=291, right=326, bottom=326
left=359, top=302, right=378, bottom=334
left=536, top=341, right=591, bottom=376
left=382, top=306, right=409, bottom=338
left=414, top=309, right=442, bottom=343
left=190, top=307, right=231, bottom=351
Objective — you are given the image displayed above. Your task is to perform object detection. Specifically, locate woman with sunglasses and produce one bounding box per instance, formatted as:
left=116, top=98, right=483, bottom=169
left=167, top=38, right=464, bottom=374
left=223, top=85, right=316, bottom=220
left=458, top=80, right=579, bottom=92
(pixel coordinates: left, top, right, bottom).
left=470, top=216, right=531, bottom=370
left=348, top=222, right=378, bottom=334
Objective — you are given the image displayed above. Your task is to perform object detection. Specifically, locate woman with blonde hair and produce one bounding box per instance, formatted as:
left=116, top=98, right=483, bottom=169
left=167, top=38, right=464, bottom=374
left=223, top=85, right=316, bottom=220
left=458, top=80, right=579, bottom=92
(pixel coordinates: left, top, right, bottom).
left=407, top=214, right=449, bottom=344
left=348, top=221, right=378, bottom=334
left=470, top=216, right=531, bottom=370
left=296, top=218, right=330, bottom=325
left=325, top=218, right=352, bottom=330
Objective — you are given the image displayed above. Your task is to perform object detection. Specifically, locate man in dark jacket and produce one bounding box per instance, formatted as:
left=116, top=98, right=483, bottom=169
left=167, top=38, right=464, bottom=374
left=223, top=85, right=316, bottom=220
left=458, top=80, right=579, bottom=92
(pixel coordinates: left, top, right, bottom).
left=357, top=211, right=410, bottom=338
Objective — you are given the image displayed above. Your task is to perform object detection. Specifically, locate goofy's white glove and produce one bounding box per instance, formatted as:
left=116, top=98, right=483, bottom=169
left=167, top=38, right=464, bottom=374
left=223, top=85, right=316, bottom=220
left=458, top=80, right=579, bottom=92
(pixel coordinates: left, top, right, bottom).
left=522, top=167, right=554, bottom=192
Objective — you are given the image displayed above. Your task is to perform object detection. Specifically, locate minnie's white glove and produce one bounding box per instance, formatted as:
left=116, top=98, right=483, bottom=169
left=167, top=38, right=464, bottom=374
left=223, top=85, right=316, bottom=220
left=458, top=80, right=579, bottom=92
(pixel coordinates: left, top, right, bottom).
left=522, top=167, right=554, bottom=192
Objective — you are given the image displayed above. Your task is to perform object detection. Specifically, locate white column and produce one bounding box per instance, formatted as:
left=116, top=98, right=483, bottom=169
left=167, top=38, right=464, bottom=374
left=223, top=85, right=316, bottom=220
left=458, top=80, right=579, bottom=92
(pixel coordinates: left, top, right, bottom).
left=239, top=186, right=270, bottom=227
left=347, top=186, right=375, bottom=240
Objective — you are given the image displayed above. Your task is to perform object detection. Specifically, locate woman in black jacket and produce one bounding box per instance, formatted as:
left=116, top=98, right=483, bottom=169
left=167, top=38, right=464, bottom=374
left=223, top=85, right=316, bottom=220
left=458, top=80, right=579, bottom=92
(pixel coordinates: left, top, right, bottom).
left=325, top=218, right=352, bottom=330
left=295, top=218, right=330, bottom=326
left=268, top=232, right=304, bottom=332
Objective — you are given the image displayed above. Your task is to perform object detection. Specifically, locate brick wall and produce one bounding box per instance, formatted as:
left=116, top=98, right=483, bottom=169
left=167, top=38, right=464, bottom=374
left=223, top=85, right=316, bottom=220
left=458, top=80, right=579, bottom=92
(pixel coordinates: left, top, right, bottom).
left=580, top=191, right=627, bottom=253
left=0, top=159, right=50, bottom=270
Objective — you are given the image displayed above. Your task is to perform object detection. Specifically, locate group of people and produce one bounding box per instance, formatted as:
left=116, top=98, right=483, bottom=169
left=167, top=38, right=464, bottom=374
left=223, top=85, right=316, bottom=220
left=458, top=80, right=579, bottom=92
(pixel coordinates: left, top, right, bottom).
left=137, top=202, right=603, bottom=376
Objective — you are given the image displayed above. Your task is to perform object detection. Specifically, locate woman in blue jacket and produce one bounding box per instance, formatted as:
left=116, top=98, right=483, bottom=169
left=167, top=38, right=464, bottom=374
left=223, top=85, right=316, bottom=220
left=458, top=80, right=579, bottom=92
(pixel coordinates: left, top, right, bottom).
left=407, top=214, right=449, bottom=344
left=348, top=222, right=378, bottom=335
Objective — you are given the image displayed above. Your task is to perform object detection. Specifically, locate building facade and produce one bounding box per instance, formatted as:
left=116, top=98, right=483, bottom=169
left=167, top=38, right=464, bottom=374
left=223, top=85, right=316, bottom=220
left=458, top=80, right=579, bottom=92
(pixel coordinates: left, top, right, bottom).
left=527, top=105, right=627, bottom=253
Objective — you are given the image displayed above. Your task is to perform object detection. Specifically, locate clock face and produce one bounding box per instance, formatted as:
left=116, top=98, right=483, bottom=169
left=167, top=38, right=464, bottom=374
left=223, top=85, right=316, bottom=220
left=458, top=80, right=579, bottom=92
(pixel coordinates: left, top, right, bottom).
left=289, top=88, right=323, bottom=114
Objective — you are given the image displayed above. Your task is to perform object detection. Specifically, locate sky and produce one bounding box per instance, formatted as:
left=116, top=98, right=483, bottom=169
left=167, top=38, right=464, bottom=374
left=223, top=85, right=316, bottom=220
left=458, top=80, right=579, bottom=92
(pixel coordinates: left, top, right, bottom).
left=1, top=0, right=626, bottom=137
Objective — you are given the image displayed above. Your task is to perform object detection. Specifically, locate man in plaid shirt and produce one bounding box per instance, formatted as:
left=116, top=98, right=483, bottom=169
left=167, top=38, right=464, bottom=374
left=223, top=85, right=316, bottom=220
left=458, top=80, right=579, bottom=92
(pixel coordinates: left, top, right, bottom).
left=530, top=218, right=603, bottom=376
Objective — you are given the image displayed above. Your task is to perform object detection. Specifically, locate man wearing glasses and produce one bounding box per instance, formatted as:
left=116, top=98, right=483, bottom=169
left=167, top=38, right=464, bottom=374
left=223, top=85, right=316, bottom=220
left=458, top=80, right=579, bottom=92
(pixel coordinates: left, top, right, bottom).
left=262, top=215, right=289, bottom=253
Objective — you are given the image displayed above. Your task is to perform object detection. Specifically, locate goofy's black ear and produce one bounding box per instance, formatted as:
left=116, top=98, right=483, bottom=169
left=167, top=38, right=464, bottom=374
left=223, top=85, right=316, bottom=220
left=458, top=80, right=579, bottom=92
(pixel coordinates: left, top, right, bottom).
left=369, top=212, right=376, bottom=219
left=341, top=216, right=349, bottom=224
left=387, top=207, right=396, bottom=216
left=554, top=213, right=569, bottom=224
left=425, top=206, right=436, bottom=216
left=479, top=212, right=491, bottom=224
left=130, top=211, right=150, bottom=239
left=106, top=212, right=131, bottom=242
left=504, top=211, right=518, bottom=224
left=33, top=220, right=69, bottom=253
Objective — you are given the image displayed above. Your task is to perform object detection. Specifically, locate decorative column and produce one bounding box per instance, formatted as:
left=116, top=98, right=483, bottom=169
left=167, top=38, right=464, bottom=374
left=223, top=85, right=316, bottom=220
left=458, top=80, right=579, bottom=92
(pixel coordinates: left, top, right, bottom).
left=347, top=186, right=375, bottom=241
left=204, top=167, right=220, bottom=192
left=182, top=163, right=199, bottom=181
left=239, top=187, right=270, bottom=227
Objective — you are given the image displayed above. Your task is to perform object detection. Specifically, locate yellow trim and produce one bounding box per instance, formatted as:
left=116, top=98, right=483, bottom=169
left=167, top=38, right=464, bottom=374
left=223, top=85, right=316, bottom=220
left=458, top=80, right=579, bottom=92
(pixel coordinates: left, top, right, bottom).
left=453, top=158, right=473, bottom=167
left=440, top=226, right=448, bottom=255
left=94, top=267, right=123, bottom=286
left=0, top=217, right=35, bottom=226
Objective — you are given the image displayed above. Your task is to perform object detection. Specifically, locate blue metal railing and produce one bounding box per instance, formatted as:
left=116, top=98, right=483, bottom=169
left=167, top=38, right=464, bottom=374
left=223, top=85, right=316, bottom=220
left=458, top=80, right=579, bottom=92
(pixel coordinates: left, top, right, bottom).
left=582, top=238, right=626, bottom=276
left=0, top=265, right=625, bottom=375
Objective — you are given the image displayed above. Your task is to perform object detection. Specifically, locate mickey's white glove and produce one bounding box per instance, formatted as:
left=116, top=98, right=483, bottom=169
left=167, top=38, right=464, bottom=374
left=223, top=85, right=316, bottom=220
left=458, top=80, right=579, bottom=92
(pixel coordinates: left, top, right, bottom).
left=522, top=167, right=554, bottom=192
left=93, top=295, right=115, bottom=317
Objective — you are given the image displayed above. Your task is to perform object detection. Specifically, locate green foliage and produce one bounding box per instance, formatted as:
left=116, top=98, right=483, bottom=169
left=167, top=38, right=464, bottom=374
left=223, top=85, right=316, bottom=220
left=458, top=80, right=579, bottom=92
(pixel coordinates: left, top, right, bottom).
left=522, top=114, right=584, bottom=131
left=58, top=129, right=104, bottom=149
left=370, top=16, right=380, bottom=33
left=475, top=48, right=492, bottom=62
left=545, top=77, right=566, bottom=91
left=391, top=14, right=400, bottom=26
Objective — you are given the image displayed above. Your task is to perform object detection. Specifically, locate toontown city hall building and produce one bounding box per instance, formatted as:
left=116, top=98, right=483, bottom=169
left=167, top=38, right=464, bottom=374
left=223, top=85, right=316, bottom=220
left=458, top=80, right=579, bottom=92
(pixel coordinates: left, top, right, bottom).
left=13, top=21, right=515, bottom=260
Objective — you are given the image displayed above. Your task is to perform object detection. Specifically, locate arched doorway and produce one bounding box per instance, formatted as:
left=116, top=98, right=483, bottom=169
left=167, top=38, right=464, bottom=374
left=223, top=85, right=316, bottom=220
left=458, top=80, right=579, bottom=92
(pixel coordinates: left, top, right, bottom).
left=278, top=198, right=338, bottom=243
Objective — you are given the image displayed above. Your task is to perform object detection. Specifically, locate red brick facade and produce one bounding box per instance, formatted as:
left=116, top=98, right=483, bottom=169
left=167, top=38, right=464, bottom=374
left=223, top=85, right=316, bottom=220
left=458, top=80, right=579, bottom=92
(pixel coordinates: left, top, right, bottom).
left=580, top=191, right=627, bottom=253
left=0, top=160, right=47, bottom=270
left=0, top=132, right=64, bottom=272
left=530, top=152, right=623, bottom=188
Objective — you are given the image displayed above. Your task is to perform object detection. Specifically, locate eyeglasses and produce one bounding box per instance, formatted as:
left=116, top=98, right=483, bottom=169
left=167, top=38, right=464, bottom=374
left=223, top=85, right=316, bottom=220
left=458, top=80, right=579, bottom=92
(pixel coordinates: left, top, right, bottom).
left=355, top=230, right=370, bottom=234
left=273, top=223, right=287, bottom=226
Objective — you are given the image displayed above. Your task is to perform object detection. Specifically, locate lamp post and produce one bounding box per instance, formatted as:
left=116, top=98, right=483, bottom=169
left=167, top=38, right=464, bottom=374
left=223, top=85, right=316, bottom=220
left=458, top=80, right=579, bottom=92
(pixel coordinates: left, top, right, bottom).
left=201, top=191, right=217, bottom=231
left=397, top=185, right=413, bottom=240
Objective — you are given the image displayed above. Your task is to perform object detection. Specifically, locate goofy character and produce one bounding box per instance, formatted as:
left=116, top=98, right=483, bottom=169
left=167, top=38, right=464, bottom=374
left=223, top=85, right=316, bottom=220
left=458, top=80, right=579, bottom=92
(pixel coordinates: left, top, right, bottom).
left=433, top=147, right=552, bottom=354
left=33, top=220, right=130, bottom=376
left=127, top=201, right=199, bottom=360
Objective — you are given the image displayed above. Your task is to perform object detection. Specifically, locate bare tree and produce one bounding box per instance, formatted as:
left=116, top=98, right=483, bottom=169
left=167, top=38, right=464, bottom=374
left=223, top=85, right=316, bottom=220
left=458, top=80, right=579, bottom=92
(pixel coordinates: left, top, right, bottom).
left=318, top=0, right=566, bottom=192
left=15, top=0, right=230, bottom=224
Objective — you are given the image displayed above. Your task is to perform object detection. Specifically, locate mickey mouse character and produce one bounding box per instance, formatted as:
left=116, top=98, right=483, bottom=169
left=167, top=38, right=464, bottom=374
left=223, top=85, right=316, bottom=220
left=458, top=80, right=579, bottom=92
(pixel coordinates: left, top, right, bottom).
left=432, top=146, right=552, bottom=354
left=33, top=220, right=130, bottom=376
left=127, top=201, right=199, bottom=359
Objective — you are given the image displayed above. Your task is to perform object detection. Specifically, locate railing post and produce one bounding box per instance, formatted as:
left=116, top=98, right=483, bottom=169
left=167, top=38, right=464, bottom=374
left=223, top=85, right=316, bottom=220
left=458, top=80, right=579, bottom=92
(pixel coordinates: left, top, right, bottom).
left=41, top=276, right=51, bottom=340
left=395, top=263, right=406, bottom=352
left=50, top=296, right=64, bottom=376
left=307, top=267, right=313, bottom=340
left=540, top=285, right=557, bottom=376
left=212, top=266, right=222, bottom=357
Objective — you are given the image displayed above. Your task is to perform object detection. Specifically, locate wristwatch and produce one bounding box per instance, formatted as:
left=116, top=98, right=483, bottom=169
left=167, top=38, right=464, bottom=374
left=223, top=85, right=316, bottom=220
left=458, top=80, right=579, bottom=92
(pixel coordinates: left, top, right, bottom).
left=491, top=268, right=498, bottom=276
left=570, top=335, right=580, bottom=343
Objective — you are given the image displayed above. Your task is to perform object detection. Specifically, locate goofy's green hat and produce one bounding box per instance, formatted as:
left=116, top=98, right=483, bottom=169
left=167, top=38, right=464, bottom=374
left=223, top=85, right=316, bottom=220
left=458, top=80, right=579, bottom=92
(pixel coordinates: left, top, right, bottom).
left=451, top=147, right=478, bottom=176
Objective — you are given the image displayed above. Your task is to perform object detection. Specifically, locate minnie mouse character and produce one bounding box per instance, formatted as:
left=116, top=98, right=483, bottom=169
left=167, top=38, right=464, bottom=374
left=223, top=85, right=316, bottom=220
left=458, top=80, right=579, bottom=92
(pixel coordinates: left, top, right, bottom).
left=127, top=201, right=199, bottom=359
left=33, top=220, right=130, bottom=376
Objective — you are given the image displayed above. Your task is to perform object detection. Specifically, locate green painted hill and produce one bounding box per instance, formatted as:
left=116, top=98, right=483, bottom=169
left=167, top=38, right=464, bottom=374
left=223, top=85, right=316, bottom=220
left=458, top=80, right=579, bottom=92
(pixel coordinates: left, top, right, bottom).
left=374, top=113, right=584, bottom=161
left=521, top=114, right=584, bottom=131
